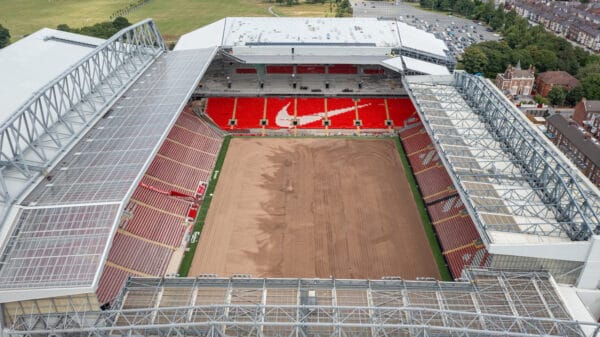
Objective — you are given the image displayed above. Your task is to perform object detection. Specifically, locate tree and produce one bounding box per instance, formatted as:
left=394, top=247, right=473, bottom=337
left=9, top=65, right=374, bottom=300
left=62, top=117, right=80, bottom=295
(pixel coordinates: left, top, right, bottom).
left=565, top=86, right=584, bottom=107
left=547, top=86, right=567, bottom=106
left=112, top=17, right=130, bottom=30
left=0, top=24, right=10, bottom=48
left=489, top=6, right=505, bottom=31
left=57, top=24, right=71, bottom=32
left=576, top=61, right=600, bottom=80
left=528, top=47, right=558, bottom=72
left=462, top=47, right=489, bottom=74
left=534, top=94, right=548, bottom=105
left=582, top=74, right=600, bottom=100
left=502, top=10, right=518, bottom=33
left=335, top=0, right=352, bottom=17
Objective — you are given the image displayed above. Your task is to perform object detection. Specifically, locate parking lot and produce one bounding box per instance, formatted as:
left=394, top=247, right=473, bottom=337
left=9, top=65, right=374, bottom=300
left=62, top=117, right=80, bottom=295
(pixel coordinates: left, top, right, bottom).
left=352, top=0, right=501, bottom=59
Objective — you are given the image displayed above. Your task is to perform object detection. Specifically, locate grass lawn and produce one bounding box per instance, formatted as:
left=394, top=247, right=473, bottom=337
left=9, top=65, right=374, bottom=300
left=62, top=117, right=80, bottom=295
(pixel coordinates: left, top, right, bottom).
left=271, top=2, right=334, bottom=17
left=1, top=0, right=333, bottom=43
left=0, top=0, right=129, bottom=39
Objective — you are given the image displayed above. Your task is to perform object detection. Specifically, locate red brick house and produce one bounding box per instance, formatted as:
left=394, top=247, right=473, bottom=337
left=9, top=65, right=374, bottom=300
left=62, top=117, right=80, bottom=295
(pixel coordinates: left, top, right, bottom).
left=573, top=99, right=600, bottom=139
left=495, top=62, right=535, bottom=96
left=535, top=71, right=580, bottom=97
left=546, top=114, right=600, bottom=187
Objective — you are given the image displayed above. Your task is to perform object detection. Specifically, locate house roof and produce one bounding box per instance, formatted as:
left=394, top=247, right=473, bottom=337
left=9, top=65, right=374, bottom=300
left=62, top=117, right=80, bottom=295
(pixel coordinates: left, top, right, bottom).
left=581, top=99, right=600, bottom=113
left=546, top=114, right=600, bottom=169
left=537, top=71, right=580, bottom=88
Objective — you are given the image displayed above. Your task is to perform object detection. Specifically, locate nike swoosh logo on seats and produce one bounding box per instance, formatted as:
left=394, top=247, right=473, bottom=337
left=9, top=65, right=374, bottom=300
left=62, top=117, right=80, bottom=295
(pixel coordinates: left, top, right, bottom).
left=275, top=103, right=371, bottom=127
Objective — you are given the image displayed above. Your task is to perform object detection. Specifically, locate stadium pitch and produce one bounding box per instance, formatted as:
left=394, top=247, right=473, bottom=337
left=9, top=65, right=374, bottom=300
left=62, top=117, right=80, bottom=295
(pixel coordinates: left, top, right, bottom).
left=190, top=137, right=441, bottom=279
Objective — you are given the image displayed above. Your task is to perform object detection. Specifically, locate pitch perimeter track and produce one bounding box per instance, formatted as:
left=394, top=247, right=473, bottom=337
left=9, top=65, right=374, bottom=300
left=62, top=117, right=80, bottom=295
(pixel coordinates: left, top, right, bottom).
left=190, top=137, right=440, bottom=279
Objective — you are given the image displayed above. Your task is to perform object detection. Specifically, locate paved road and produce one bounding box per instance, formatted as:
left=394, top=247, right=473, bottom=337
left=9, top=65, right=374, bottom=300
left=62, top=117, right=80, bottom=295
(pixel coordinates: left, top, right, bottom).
left=353, top=1, right=501, bottom=59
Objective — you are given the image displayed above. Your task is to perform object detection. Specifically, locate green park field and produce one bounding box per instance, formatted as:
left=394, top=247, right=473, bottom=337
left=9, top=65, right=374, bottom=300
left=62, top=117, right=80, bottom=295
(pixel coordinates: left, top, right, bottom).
left=0, top=0, right=332, bottom=43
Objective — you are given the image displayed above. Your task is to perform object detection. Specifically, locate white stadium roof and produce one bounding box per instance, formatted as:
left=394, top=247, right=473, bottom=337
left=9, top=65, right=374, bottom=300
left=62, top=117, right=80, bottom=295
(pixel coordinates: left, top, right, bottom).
left=396, top=21, right=448, bottom=58
left=176, top=17, right=402, bottom=50
left=174, top=17, right=451, bottom=68
left=402, top=56, right=450, bottom=75
left=0, top=28, right=103, bottom=123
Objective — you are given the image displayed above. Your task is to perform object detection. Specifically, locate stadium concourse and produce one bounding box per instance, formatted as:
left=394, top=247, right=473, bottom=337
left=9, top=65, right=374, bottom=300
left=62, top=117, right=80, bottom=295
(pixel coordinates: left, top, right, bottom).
left=0, top=15, right=599, bottom=337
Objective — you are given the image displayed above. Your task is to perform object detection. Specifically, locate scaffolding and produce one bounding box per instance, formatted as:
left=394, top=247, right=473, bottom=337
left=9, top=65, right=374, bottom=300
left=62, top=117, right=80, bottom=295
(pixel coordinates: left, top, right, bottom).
left=6, top=269, right=600, bottom=337
left=403, top=72, right=600, bottom=242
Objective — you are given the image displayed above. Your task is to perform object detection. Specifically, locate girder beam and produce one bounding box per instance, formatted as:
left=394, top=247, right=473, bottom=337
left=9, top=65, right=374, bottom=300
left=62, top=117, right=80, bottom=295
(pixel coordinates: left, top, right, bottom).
left=0, top=19, right=166, bottom=209
left=404, top=73, right=600, bottom=240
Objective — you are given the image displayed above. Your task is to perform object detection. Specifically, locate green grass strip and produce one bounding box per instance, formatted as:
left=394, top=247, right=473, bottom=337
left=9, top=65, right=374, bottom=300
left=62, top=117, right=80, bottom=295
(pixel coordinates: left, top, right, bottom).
left=178, top=135, right=232, bottom=277
left=394, top=137, right=452, bottom=281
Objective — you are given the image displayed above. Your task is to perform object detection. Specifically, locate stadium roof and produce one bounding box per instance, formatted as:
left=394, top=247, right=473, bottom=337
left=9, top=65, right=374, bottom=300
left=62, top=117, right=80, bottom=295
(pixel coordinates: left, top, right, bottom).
left=404, top=73, right=600, bottom=250
left=0, top=20, right=217, bottom=302
left=176, top=17, right=402, bottom=50
left=0, top=28, right=103, bottom=124
left=396, top=21, right=448, bottom=58
left=403, top=56, right=451, bottom=75
left=175, top=17, right=452, bottom=69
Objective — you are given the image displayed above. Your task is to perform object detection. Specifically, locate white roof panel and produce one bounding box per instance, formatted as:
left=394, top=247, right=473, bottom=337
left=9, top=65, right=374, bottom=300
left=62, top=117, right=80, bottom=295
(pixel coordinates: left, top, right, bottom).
left=174, top=19, right=226, bottom=51
left=192, top=17, right=401, bottom=48
left=380, top=56, right=404, bottom=72
left=0, top=28, right=104, bottom=124
left=397, top=21, right=448, bottom=58
left=403, top=56, right=450, bottom=75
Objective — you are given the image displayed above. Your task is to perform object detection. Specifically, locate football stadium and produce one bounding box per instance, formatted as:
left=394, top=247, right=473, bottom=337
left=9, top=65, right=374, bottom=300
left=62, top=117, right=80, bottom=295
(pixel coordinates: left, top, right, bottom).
left=0, top=16, right=599, bottom=336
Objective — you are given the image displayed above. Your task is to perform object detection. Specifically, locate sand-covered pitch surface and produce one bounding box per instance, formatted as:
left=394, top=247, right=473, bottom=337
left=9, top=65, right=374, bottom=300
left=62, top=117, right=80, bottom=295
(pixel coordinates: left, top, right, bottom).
left=190, top=138, right=439, bottom=279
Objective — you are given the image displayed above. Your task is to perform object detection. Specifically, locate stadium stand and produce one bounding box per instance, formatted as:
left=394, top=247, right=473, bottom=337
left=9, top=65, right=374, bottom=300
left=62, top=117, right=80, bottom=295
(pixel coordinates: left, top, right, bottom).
left=96, top=265, right=137, bottom=305
left=426, top=195, right=464, bottom=223
left=414, top=166, right=455, bottom=202
left=400, top=121, right=490, bottom=279
left=204, top=97, right=235, bottom=129
left=407, top=148, right=441, bottom=173
left=434, top=215, right=481, bottom=251
left=266, top=65, right=293, bottom=74
left=399, top=124, right=425, bottom=139
left=387, top=98, right=416, bottom=128
left=96, top=108, right=224, bottom=303
left=356, top=98, right=388, bottom=129
left=401, top=130, right=432, bottom=155
left=328, top=64, right=357, bottom=74
left=205, top=97, right=416, bottom=130
left=107, top=232, right=174, bottom=276
left=297, top=65, right=325, bottom=74
left=445, top=244, right=489, bottom=279
left=121, top=204, right=187, bottom=247
left=235, top=68, right=257, bottom=74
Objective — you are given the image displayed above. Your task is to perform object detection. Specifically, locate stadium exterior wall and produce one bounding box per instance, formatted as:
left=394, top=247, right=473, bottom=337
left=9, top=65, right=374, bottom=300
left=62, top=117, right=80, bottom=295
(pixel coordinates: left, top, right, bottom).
left=487, top=254, right=584, bottom=285
left=488, top=240, right=590, bottom=262
left=579, top=236, right=600, bottom=289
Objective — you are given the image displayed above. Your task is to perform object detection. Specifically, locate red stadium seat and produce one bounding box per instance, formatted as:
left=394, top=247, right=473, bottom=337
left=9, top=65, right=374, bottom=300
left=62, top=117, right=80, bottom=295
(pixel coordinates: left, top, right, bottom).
left=205, top=98, right=235, bottom=129
left=96, top=265, right=137, bottom=304
left=97, top=109, right=224, bottom=304
left=414, top=166, right=454, bottom=201
left=356, top=98, right=388, bottom=129
left=426, top=196, right=464, bottom=224
left=444, top=244, right=489, bottom=279
left=434, top=216, right=480, bottom=251
left=387, top=98, right=416, bottom=128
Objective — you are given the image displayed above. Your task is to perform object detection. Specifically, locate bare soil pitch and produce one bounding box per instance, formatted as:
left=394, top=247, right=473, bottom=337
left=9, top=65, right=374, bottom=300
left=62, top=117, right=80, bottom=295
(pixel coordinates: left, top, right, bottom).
left=190, top=138, right=439, bottom=279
